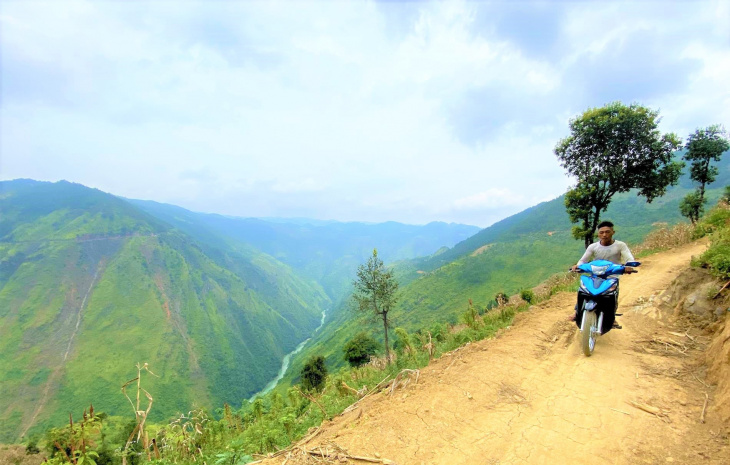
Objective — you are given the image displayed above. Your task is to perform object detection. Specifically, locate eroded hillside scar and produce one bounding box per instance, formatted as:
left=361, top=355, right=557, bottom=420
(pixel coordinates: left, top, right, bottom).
left=19, top=260, right=103, bottom=439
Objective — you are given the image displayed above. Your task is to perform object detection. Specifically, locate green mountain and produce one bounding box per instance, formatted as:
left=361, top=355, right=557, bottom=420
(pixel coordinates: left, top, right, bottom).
left=128, top=199, right=480, bottom=300
left=0, top=180, right=329, bottom=441
left=281, top=154, right=730, bottom=383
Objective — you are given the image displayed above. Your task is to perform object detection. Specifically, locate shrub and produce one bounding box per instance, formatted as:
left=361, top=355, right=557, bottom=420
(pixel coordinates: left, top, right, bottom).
left=701, top=203, right=730, bottom=230
left=393, top=327, right=413, bottom=355
left=519, top=289, right=535, bottom=304
left=429, top=322, right=449, bottom=342
left=680, top=190, right=704, bottom=224
left=300, top=356, right=327, bottom=392
left=461, top=299, right=481, bottom=329
left=25, top=437, right=40, bottom=455
left=696, top=229, right=730, bottom=279
left=343, top=333, right=380, bottom=367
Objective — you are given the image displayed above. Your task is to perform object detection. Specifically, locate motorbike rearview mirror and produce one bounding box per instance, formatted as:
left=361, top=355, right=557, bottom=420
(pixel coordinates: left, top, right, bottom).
left=625, top=261, right=641, bottom=267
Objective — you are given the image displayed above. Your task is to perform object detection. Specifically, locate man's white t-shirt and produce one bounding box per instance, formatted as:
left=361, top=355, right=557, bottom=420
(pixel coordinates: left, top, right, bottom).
left=577, top=240, right=635, bottom=265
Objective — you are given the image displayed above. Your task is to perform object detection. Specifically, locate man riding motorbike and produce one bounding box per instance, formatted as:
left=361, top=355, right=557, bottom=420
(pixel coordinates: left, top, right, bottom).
left=570, top=221, right=636, bottom=327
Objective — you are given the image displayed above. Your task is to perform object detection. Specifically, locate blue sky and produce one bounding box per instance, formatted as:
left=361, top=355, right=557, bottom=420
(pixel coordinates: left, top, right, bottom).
left=1, top=0, right=728, bottom=227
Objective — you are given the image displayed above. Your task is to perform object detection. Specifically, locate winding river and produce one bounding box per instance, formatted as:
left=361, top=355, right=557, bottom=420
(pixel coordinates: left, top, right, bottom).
left=249, top=306, right=329, bottom=400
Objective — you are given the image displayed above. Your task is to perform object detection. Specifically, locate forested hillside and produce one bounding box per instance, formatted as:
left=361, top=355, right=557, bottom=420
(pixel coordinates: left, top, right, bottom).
left=0, top=180, right=329, bottom=441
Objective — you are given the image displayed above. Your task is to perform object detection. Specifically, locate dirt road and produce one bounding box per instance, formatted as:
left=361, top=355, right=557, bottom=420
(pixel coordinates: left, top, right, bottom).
left=264, top=241, right=730, bottom=464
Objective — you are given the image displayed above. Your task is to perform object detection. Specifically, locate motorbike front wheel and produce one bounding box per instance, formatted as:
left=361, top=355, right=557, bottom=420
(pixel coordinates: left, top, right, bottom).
left=581, top=311, right=597, bottom=356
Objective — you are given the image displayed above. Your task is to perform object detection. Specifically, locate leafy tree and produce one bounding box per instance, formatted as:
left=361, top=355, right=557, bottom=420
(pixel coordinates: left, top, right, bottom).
left=343, top=332, right=380, bottom=367
left=300, top=355, right=327, bottom=392
left=352, top=249, right=399, bottom=362
left=679, top=190, right=704, bottom=224
left=555, top=102, right=683, bottom=247
left=680, top=125, right=730, bottom=223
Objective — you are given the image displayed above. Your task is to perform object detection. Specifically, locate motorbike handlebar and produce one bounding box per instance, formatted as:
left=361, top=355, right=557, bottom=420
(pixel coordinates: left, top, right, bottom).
left=569, top=265, right=639, bottom=274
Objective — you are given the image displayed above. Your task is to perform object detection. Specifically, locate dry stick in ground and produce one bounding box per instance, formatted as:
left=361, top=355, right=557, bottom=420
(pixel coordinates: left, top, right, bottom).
left=302, top=443, right=398, bottom=465
left=423, top=331, right=435, bottom=360
left=609, top=408, right=631, bottom=416
left=121, top=362, right=157, bottom=465
left=295, top=386, right=330, bottom=420
left=693, top=374, right=711, bottom=388
left=343, top=374, right=393, bottom=414
left=248, top=426, right=328, bottom=464
left=701, top=393, right=709, bottom=424
left=305, top=448, right=398, bottom=464
left=626, top=400, right=670, bottom=422
left=713, top=279, right=730, bottom=299
left=389, top=369, right=420, bottom=396
left=341, top=381, right=367, bottom=398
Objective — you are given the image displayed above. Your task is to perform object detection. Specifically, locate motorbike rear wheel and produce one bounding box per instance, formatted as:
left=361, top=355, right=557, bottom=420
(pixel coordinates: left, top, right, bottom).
left=581, top=311, right=597, bottom=357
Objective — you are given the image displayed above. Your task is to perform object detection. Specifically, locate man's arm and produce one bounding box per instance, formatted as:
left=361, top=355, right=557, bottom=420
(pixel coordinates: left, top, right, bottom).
left=620, top=242, right=635, bottom=263
left=577, top=244, right=595, bottom=265
left=572, top=244, right=595, bottom=271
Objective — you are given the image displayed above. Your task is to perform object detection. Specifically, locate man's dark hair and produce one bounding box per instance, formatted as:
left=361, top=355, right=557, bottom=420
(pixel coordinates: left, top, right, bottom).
left=597, top=221, right=614, bottom=229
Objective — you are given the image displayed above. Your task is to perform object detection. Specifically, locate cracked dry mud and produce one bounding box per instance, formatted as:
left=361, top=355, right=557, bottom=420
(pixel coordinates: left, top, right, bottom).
left=263, top=241, right=730, bottom=464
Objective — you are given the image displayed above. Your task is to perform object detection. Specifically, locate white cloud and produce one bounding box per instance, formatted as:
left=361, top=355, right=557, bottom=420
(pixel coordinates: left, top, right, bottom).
left=1, top=0, right=728, bottom=227
left=271, top=178, right=325, bottom=194
left=454, top=189, right=525, bottom=210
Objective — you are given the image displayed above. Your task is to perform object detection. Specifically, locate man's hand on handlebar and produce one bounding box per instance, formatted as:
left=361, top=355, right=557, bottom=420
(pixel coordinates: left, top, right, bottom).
left=624, top=266, right=636, bottom=274
left=570, top=265, right=579, bottom=272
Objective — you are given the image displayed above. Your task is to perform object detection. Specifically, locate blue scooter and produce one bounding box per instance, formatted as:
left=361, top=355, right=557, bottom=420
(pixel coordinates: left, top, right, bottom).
left=572, top=260, right=640, bottom=356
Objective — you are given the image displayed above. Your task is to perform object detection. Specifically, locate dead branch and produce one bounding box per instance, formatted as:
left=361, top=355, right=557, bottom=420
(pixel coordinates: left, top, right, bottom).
left=713, top=279, right=730, bottom=299
left=701, top=393, right=709, bottom=424
left=341, top=381, right=367, bottom=398
left=693, top=374, right=711, bottom=388
left=626, top=400, right=670, bottom=422
left=342, top=374, right=393, bottom=414
left=609, top=408, right=631, bottom=415
left=121, top=363, right=156, bottom=465
left=389, top=369, right=420, bottom=396
left=295, top=386, right=330, bottom=420
left=422, top=331, right=434, bottom=360
left=305, top=448, right=398, bottom=464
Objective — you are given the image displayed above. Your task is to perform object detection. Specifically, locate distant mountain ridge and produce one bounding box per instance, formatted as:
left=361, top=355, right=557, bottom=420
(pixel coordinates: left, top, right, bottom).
left=128, top=199, right=480, bottom=300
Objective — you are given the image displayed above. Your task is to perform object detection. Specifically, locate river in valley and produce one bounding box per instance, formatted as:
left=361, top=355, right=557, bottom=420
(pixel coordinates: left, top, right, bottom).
left=249, top=306, right=329, bottom=400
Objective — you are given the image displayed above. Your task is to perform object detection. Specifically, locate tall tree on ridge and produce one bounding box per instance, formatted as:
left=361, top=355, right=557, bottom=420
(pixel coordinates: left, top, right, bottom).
left=352, top=249, right=399, bottom=363
left=680, top=124, right=730, bottom=223
left=555, top=101, right=684, bottom=248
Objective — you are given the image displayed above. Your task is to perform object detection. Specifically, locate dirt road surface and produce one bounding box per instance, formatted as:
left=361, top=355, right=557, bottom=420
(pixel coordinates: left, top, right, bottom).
left=262, top=241, right=730, bottom=465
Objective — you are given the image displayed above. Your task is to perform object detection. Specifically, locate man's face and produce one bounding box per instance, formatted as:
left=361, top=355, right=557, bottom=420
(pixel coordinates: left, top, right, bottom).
left=597, top=226, right=615, bottom=244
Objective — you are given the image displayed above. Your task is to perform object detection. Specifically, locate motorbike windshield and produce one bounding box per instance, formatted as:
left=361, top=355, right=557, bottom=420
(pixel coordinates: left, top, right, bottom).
left=577, top=260, right=624, bottom=277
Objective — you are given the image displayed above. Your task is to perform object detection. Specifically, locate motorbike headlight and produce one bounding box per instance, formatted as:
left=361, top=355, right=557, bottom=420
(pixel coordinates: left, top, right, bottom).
left=608, top=283, right=618, bottom=292
left=590, top=265, right=609, bottom=275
